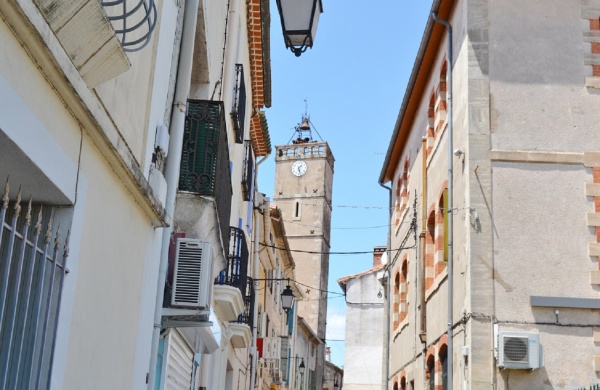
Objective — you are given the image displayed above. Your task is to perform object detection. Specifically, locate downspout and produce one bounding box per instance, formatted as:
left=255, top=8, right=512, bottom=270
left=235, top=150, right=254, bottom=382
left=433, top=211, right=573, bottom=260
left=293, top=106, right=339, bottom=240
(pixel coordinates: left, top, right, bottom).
left=419, top=137, right=427, bottom=343
left=148, top=0, right=199, bottom=388
left=249, top=153, right=270, bottom=390
left=432, top=12, right=453, bottom=390
left=379, top=182, right=392, bottom=390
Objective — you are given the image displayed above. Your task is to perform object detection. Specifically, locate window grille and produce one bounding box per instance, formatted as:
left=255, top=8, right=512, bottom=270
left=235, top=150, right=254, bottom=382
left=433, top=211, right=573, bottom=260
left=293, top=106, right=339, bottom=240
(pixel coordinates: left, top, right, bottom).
left=242, top=140, right=254, bottom=201
left=231, top=64, right=246, bottom=144
left=0, top=183, right=70, bottom=389
left=180, top=100, right=233, bottom=251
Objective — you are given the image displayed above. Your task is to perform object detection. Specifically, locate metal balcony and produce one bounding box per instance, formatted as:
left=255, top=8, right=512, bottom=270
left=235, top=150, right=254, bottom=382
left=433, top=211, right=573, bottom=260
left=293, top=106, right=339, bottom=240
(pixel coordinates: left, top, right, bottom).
left=179, top=100, right=233, bottom=252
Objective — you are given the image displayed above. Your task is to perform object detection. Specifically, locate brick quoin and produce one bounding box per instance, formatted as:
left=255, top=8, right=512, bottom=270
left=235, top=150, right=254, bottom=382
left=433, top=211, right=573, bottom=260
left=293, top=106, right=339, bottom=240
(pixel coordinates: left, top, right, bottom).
left=591, top=18, right=600, bottom=31
left=592, top=42, right=600, bottom=54
left=593, top=167, right=600, bottom=183
left=593, top=64, right=600, bottom=77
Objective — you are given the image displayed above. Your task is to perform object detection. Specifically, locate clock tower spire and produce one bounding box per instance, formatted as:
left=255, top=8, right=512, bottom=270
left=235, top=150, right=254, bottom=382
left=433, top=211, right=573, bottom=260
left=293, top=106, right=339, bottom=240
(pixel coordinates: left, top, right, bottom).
left=273, top=115, right=334, bottom=387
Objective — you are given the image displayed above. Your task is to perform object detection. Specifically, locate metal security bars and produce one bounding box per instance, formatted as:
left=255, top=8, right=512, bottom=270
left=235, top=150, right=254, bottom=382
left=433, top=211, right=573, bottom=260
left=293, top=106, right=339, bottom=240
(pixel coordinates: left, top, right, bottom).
left=236, top=277, right=255, bottom=328
left=231, top=64, right=246, bottom=144
left=180, top=100, right=233, bottom=252
left=242, top=140, right=254, bottom=201
left=215, top=227, right=249, bottom=297
left=0, top=181, right=70, bottom=390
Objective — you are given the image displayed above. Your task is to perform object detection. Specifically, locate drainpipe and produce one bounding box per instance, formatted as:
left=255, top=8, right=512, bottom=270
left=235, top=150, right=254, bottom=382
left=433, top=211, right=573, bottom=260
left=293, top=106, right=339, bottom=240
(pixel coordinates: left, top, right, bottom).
left=147, top=0, right=199, bottom=388
left=432, top=11, right=453, bottom=390
left=379, top=182, right=392, bottom=390
left=249, top=152, right=270, bottom=390
left=419, top=137, right=427, bottom=343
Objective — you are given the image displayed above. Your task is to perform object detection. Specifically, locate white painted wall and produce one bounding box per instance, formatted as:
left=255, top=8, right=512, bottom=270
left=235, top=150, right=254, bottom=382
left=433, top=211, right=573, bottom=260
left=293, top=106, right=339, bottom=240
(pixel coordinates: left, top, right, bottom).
left=343, top=271, right=385, bottom=390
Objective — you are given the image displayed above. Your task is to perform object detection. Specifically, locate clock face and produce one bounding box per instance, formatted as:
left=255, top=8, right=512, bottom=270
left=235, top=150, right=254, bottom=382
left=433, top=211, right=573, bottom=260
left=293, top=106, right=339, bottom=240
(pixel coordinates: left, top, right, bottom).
left=291, top=160, right=308, bottom=176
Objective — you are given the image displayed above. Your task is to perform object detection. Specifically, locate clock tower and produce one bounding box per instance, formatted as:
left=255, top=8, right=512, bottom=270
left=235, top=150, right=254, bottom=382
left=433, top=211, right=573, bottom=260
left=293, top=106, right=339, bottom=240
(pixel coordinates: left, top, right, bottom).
left=273, top=117, right=334, bottom=384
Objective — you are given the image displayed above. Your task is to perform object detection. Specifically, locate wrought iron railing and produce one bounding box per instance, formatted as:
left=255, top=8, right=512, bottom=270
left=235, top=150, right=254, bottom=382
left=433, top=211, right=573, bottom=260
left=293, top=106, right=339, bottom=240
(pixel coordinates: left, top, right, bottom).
left=179, top=100, right=233, bottom=252
left=236, top=277, right=255, bottom=328
left=231, top=64, right=246, bottom=144
left=0, top=181, right=70, bottom=389
left=241, top=140, right=254, bottom=201
left=215, top=227, right=249, bottom=297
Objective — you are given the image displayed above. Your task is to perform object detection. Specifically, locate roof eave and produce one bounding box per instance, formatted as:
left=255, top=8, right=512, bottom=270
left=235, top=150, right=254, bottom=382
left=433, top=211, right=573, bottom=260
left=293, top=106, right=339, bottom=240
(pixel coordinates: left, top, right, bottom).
left=378, top=0, right=453, bottom=184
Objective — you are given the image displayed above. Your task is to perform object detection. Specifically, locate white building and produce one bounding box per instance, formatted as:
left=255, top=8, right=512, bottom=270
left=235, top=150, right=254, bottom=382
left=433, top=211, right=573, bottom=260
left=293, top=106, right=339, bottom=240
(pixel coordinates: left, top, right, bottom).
left=0, top=0, right=274, bottom=389
left=338, top=247, right=387, bottom=390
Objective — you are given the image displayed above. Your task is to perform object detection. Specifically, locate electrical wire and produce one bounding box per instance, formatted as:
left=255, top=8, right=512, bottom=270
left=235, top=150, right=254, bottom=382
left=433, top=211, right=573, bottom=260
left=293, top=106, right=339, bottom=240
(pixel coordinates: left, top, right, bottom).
left=259, top=242, right=415, bottom=256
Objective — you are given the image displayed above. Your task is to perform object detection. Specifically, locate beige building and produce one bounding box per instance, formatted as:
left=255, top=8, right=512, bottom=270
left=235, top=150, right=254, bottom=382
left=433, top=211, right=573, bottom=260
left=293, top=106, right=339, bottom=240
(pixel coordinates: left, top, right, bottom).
left=254, top=204, right=302, bottom=390
left=380, top=0, right=600, bottom=389
left=273, top=119, right=335, bottom=389
left=323, top=347, right=343, bottom=390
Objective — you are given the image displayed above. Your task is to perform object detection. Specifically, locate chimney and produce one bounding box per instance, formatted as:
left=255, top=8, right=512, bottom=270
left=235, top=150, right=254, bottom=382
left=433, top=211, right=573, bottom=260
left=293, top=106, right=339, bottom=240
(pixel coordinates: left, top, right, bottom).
left=373, top=246, right=387, bottom=267
left=325, top=347, right=331, bottom=362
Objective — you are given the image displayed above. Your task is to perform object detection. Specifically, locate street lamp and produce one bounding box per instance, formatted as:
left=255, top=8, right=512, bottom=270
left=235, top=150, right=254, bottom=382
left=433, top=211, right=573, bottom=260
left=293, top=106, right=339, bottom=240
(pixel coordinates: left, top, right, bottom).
left=281, top=284, right=295, bottom=312
left=275, top=0, right=323, bottom=57
left=253, top=278, right=296, bottom=312
left=298, top=359, right=306, bottom=375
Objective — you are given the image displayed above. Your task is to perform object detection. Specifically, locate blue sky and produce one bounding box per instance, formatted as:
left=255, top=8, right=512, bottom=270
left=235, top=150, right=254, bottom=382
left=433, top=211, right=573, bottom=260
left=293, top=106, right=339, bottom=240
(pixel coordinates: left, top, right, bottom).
left=259, top=0, right=433, bottom=369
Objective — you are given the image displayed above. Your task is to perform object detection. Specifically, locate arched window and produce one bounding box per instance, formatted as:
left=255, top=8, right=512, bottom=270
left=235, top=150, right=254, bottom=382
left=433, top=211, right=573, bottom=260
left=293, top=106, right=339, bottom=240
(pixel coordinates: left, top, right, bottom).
left=426, top=355, right=435, bottom=390
left=399, top=260, right=408, bottom=323
left=439, top=345, right=448, bottom=390
left=435, top=59, right=448, bottom=134
left=425, top=211, right=436, bottom=291
left=434, top=190, right=448, bottom=278
left=393, top=272, right=400, bottom=329
left=426, top=90, right=436, bottom=155
left=393, top=382, right=399, bottom=390
left=400, top=377, right=406, bottom=390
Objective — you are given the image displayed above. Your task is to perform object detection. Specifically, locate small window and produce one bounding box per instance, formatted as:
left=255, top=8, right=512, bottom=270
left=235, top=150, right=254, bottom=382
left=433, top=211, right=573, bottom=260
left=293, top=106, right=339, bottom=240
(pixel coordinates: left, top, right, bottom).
left=294, top=201, right=301, bottom=219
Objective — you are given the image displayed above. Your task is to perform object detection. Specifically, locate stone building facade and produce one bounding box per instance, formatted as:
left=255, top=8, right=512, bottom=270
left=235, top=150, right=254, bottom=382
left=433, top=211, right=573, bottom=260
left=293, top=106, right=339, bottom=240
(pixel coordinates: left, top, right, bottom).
left=380, top=0, right=600, bottom=389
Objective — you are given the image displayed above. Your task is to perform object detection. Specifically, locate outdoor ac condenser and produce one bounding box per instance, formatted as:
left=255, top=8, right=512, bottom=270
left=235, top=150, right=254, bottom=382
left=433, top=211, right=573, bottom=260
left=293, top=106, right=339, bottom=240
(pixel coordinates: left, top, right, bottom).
left=171, top=238, right=212, bottom=309
left=497, top=331, right=541, bottom=370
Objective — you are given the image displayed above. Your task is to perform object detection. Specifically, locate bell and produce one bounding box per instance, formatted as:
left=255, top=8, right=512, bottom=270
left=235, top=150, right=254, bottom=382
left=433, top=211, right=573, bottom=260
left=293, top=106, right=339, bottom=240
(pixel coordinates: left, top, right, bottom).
left=299, top=118, right=310, bottom=130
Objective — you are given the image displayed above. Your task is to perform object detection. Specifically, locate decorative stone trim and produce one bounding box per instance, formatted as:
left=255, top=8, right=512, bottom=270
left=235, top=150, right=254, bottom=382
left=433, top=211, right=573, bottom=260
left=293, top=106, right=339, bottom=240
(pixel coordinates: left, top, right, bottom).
left=589, top=243, right=600, bottom=257
left=582, top=7, right=600, bottom=86
left=594, top=355, right=600, bottom=371
left=593, top=327, right=600, bottom=343
left=489, top=150, right=583, bottom=165
left=590, top=270, right=600, bottom=285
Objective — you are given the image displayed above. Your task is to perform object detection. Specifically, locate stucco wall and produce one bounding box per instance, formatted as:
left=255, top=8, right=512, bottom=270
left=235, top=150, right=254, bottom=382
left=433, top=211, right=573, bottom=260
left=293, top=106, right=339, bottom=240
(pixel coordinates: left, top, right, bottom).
left=344, top=272, right=385, bottom=388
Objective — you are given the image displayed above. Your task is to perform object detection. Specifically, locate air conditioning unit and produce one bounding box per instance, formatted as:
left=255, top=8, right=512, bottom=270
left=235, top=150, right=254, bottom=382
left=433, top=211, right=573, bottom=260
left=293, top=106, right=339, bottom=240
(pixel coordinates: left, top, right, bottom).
left=171, top=238, right=212, bottom=308
left=497, top=332, right=541, bottom=369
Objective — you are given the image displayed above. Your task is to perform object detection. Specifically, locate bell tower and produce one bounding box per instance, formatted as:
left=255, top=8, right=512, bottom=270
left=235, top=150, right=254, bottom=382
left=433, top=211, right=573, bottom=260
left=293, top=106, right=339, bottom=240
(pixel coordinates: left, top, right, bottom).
left=273, top=116, right=334, bottom=383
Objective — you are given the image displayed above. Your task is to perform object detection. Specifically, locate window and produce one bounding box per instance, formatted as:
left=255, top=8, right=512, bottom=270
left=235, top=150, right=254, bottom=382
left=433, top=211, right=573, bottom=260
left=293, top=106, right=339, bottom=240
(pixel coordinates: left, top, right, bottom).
left=0, top=194, right=71, bottom=389
left=425, top=211, right=435, bottom=291
left=231, top=64, right=246, bottom=143
left=426, top=355, right=435, bottom=390
left=435, top=59, right=448, bottom=134
left=435, top=190, right=448, bottom=278
left=294, top=201, right=301, bottom=219
left=393, top=272, right=400, bottom=329
left=241, top=140, right=254, bottom=201
left=439, top=345, right=448, bottom=390
left=399, top=260, right=408, bottom=323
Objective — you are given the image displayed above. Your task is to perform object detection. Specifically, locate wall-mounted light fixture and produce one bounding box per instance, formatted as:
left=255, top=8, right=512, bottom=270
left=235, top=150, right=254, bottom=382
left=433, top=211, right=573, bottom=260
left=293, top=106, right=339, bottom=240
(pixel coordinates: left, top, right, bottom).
left=275, top=0, right=323, bottom=56
left=254, top=278, right=296, bottom=312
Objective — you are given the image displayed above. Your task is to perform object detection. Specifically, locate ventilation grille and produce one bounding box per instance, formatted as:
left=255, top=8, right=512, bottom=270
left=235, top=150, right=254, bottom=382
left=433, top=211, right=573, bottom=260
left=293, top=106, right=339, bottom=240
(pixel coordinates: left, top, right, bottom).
left=172, top=238, right=212, bottom=308
left=503, top=337, right=528, bottom=362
